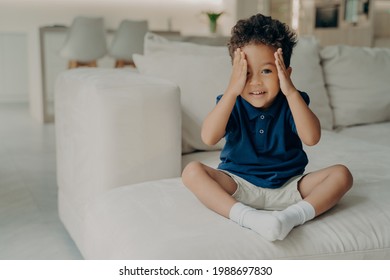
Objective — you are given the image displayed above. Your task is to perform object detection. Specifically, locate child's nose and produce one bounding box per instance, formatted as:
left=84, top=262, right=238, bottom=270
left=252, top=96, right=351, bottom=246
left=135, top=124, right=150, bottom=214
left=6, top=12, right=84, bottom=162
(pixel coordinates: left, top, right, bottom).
left=249, top=75, right=263, bottom=85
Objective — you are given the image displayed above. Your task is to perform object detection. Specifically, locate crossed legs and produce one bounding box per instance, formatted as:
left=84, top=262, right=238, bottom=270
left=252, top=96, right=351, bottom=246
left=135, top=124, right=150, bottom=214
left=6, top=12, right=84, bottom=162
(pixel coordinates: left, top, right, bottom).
left=182, top=161, right=353, bottom=240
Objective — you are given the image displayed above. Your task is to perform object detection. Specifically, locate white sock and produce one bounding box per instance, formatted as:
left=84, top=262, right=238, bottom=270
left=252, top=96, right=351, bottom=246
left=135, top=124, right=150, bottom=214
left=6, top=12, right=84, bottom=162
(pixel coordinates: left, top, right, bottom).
left=229, top=202, right=282, bottom=241
left=229, top=201, right=315, bottom=241
left=272, top=200, right=316, bottom=240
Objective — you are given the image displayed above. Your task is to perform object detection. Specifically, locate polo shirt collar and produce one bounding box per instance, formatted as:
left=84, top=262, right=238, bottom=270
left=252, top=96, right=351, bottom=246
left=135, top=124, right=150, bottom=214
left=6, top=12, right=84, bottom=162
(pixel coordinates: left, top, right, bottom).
left=240, top=92, right=284, bottom=120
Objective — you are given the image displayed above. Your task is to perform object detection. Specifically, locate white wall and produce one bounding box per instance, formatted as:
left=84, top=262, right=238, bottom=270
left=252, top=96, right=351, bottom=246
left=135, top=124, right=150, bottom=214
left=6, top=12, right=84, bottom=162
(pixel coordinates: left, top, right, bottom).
left=0, top=33, right=28, bottom=103
left=0, top=0, right=239, bottom=122
left=0, top=0, right=236, bottom=35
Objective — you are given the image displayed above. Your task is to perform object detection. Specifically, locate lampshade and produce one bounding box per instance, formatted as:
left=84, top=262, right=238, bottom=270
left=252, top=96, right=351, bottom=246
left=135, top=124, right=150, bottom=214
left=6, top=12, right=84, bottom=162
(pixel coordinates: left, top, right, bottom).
left=109, top=20, right=149, bottom=62
left=60, top=16, right=107, bottom=62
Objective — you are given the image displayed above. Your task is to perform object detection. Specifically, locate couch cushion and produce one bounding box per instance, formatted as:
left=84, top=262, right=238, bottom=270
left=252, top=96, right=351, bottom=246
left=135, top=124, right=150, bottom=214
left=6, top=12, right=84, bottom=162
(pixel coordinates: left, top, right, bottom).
left=336, top=122, right=390, bottom=148
left=290, top=36, right=333, bottom=130
left=140, top=33, right=229, bottom=153
left=144, top=32, right=229, bottom=56
left=320, top=45, right=390, bottom=127
left=134, top=53, right=230, bottom=153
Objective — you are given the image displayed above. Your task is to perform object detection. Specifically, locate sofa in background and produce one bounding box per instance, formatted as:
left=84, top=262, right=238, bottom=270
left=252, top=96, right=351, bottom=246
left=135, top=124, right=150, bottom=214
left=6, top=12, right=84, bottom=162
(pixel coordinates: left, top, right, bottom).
left=55, top=33, right=390, bottom=259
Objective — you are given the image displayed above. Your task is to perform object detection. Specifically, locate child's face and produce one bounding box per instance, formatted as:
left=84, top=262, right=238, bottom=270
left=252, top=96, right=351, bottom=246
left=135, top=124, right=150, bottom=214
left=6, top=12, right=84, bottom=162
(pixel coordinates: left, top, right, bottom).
left=240, top=43, right=280, bottom=109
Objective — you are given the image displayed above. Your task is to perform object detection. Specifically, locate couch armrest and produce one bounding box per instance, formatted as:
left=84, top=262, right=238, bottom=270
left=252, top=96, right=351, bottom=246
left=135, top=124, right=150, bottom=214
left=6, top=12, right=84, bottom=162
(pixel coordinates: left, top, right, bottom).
left=55, top=68, right=181, bottom=207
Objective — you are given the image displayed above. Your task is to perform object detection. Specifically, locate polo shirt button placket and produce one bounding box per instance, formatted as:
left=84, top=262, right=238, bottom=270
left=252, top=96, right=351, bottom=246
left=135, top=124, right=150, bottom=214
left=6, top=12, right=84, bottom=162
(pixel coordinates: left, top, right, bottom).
left=259, top=115, right=265, bottom=134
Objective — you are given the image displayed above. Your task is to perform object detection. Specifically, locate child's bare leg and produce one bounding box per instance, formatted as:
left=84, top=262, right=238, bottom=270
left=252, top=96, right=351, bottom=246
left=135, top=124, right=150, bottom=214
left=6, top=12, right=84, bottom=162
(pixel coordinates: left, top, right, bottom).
left=182, top=161, right=293, bottom=241
left=269, top=164, right=353, bottom=240
left=181, top=161, right=237, bottom=217
left=298, top=164, right=353, bottom=216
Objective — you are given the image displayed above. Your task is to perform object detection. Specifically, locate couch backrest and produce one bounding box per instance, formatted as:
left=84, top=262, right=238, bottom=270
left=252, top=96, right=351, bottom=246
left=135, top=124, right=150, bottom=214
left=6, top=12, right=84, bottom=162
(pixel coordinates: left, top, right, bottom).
left=135, top=33, right=337, bottom=153
left=320, top=45, right=390, bottom=128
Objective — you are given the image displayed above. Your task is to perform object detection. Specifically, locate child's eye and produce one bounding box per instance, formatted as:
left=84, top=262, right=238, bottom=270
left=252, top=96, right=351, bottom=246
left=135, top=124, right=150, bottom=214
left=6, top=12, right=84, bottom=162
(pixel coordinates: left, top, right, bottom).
left=261, top=69, right=272, bottom=74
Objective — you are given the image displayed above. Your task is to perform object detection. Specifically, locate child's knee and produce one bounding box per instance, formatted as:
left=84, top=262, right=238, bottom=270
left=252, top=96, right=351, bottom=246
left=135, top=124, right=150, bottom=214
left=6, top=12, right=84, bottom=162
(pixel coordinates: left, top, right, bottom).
left=182, top=161, right=204, bottom=184
left=334, top=164, right=353, bottom=190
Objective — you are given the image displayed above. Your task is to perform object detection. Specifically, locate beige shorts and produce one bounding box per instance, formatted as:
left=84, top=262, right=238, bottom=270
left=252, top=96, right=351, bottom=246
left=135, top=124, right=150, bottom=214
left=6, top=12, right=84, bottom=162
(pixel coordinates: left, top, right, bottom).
left=220, top=170, right=304, bottom=211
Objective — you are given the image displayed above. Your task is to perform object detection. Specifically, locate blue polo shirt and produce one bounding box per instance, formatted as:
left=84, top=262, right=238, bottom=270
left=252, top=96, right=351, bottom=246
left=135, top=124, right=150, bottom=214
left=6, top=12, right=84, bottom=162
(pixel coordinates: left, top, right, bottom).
left=217, top=91, right=310, bottom=189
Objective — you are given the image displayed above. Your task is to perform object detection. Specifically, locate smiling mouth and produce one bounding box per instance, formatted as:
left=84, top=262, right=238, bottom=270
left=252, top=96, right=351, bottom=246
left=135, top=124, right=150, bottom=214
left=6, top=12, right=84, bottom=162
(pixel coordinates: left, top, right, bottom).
left=251, top=91, right=266, bottom=95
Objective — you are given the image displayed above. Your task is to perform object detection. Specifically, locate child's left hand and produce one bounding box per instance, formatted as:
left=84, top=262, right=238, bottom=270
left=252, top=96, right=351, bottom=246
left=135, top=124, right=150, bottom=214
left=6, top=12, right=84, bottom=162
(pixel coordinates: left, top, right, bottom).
left=274, top=48, right=297, bottom=97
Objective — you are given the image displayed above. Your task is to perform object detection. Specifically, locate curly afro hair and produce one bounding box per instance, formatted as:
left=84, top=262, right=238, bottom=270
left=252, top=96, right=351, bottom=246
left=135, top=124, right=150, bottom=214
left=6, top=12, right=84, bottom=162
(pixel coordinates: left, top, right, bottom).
left=228, top=13, right=297, bottom=67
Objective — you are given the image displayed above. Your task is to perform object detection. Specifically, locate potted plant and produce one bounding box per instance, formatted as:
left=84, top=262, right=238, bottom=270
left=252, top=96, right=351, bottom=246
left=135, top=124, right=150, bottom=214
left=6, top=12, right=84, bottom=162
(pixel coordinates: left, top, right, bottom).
left=204, top=11, right=224, bottom=34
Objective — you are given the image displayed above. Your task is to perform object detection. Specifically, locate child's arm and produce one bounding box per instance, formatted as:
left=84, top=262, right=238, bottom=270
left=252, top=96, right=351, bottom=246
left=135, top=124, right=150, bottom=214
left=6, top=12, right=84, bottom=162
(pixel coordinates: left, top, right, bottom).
left=201, top=48, right=247, bottom=146
left=274, top=48, right=321, bottom=146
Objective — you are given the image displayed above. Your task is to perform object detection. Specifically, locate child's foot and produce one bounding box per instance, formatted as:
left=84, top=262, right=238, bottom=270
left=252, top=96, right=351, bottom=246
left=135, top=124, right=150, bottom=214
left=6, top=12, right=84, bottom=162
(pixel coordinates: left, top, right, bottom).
left=229, top=203, right=282, bottom=241
left=245, top=210, right=283, bottom=241
left=229, top=201, right=315, bottom=241
left=272, top=201, right=316, bottom=240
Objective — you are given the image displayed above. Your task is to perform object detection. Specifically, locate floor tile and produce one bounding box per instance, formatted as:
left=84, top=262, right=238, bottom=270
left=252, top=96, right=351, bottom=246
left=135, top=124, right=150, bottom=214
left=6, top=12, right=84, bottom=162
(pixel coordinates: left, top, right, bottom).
left=0, top=103, right=82, bottom=260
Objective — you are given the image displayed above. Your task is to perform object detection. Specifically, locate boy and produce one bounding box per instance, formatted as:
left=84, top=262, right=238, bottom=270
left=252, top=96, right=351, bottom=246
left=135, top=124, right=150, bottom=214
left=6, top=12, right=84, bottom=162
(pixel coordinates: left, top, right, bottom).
left=182, top=14, right=353, bottom=241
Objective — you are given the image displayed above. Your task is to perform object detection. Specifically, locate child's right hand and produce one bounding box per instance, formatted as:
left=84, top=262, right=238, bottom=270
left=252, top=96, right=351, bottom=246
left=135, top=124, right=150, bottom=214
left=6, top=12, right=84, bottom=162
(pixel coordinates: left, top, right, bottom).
left=226, top=48, right=247, bottom=97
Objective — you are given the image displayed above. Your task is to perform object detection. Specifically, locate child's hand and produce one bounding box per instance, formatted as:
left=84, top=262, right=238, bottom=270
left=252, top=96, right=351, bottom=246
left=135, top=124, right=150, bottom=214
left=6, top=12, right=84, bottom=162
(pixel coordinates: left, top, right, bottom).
left=226, top=48, right=247, bottom=97
left=274, top=48, right=297, bottom=97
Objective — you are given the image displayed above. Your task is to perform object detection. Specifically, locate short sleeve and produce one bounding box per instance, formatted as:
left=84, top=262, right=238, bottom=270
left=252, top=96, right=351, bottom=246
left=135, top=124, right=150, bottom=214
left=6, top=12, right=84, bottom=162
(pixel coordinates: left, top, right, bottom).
left=290, top=91, right=310, bottom=134
left=216, top=94, right=223, bottom=104
left=300, top=91, right=310, bottom=106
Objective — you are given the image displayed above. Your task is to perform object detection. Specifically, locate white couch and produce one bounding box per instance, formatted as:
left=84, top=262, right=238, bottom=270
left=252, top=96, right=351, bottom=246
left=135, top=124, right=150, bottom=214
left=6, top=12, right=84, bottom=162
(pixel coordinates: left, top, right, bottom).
left=55, top=33, right=390, bottom=259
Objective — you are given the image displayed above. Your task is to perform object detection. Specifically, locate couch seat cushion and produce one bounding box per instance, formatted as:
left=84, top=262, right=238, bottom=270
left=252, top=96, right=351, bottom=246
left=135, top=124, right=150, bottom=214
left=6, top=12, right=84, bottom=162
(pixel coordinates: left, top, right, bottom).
left=82, top=131, right=390, bottom=259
